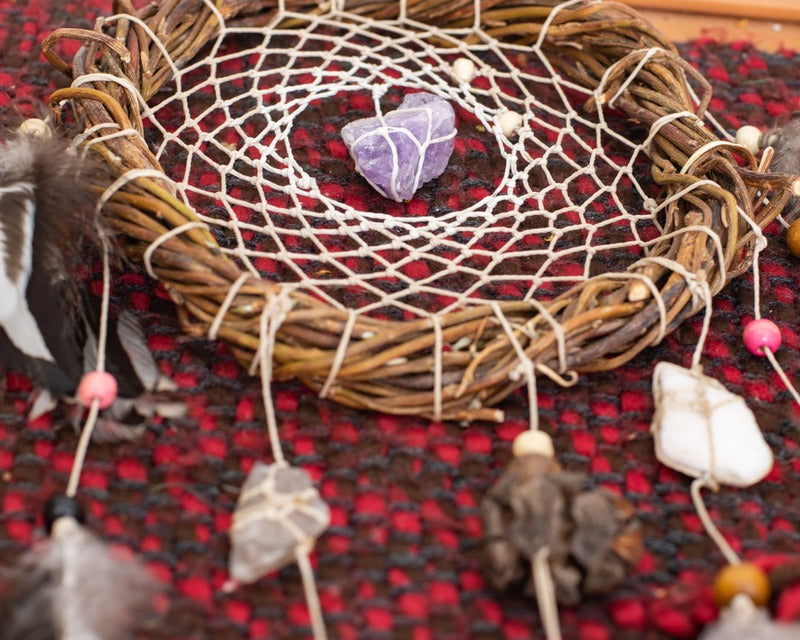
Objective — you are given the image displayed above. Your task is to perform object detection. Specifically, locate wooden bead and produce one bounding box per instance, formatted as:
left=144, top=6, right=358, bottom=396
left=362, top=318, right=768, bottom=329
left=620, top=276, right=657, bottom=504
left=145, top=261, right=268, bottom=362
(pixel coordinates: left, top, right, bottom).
left=735, top=125, right=762, bottom=153
left=512, top=430, right=554, bottom=458
left=498, top=110, right=523, bottom=138
left=713, top=562, right=771, bottom=608
left=787, top=219, right=800, bottom=259
left=44, top=495, right=85, bottom=535
left=18, top=118, right=51, bottom=138
left=452, top=57, right=476, bottom=83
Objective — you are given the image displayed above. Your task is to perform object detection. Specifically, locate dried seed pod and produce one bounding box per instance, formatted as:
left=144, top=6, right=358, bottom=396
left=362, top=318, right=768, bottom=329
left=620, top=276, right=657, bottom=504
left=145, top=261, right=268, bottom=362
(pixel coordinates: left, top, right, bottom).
left=481, top=453, right=643, bottom=606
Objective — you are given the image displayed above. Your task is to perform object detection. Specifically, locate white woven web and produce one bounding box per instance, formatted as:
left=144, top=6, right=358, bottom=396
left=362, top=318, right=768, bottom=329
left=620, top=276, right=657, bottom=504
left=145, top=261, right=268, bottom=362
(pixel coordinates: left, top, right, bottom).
left=141, top=0, right=669, bottom=322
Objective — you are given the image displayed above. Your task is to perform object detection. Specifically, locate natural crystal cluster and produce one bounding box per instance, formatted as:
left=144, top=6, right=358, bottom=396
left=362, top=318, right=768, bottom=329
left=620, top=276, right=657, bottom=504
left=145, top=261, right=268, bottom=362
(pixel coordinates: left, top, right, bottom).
left=341, top=92, right=456, bottom=202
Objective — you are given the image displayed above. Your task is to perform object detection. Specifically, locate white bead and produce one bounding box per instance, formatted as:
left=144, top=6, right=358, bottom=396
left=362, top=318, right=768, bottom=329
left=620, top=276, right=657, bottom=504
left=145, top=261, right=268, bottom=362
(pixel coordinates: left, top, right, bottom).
left=498, top=110, right=524, bottom=138
left=651, top=362, right=773, bottom=488
left=452, top=57, right=476, bottom=84
left=512, top=430, right=554, bottom=458
left=735, top=125, right=762, bottom=154
left=18, top=118, right=52, bottom=138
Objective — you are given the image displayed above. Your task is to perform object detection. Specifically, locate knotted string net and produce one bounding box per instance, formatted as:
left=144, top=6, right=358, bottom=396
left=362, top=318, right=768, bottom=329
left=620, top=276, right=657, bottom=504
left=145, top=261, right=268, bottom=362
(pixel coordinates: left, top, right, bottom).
left=145, top=0, right=663, bottom=321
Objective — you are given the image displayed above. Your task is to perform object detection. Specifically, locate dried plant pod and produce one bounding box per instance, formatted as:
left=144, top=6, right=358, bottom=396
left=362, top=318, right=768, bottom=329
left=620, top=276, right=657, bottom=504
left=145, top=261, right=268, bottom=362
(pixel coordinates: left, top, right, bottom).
left=481, top=453, right=643, bottom=606
left=228, top=462, right=331, bottom=585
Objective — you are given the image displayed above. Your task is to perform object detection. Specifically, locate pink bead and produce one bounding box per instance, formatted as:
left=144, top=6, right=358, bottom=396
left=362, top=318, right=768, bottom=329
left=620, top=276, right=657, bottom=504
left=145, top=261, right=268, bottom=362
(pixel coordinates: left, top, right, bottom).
left=743, top=319, right=782, bottom=357
left=76, top=371, right=118, bottom=409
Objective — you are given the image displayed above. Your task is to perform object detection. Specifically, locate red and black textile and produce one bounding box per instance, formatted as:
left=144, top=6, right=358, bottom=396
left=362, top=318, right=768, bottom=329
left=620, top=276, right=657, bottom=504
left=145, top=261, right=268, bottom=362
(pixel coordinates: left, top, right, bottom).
left=2, top=2, right=800, bottom=639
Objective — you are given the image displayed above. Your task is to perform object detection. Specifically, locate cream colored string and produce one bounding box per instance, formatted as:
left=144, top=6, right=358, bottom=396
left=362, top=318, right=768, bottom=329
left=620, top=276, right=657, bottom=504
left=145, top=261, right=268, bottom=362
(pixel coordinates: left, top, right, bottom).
left=532, top=547, right=563, bottom=640
left=690, top=477, right=740, bottom=567
left=296, top=550, right=328, bottom=640
left=742, top=188, right=800, bottom=411
left=685, top=360, right=740, bottom=566
left=255, top=291, right=328, bottom=640
left=764, top=348, right=800, bottom=407
left=66, top=240, right=112, bottom=499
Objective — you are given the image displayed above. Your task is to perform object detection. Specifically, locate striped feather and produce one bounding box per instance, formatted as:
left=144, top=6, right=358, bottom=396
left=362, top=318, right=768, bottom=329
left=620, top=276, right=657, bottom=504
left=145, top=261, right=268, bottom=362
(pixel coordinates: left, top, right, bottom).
left=0, top=130, right=91, bottom=394
left=0, top=123, right=184, bottom=437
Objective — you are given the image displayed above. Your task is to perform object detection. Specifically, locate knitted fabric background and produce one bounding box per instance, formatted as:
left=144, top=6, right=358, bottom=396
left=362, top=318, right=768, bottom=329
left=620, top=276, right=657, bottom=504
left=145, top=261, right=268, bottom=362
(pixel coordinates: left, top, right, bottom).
left=1, top=2, right=800, bottom=639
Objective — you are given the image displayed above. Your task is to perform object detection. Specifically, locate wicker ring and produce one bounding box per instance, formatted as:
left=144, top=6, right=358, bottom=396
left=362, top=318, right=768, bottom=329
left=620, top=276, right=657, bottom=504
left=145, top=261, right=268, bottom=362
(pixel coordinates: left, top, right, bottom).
left=42, top=0, right=795, bottom=422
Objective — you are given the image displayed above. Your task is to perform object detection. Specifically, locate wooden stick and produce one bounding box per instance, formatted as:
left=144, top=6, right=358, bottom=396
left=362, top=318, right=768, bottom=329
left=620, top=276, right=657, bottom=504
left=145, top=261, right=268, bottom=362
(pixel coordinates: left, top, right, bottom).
left=625, top=0, right=800, bottom=23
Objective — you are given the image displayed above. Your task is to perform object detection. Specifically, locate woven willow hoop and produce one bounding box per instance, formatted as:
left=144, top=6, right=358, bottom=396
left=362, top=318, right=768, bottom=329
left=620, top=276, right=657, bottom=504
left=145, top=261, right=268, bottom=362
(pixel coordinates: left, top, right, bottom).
left=42, top=0, right=795, bottom=423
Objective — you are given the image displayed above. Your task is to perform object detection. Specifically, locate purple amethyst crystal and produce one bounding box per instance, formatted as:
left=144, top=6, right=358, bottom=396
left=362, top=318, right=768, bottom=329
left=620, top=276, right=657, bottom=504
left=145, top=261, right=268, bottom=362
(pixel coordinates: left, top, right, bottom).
left=341, top=92, right=456, bottom=202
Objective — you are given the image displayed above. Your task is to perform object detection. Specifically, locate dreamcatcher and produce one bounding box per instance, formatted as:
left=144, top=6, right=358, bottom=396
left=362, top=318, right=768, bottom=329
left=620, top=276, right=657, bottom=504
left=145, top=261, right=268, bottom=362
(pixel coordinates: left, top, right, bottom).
left=2, top=0, right=800, bottom=637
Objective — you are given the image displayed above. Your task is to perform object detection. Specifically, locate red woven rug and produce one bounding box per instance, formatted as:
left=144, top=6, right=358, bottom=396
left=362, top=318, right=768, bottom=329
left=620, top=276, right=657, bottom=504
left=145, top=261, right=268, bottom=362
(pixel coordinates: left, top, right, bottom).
left=1, top=3, right=800, bottom=639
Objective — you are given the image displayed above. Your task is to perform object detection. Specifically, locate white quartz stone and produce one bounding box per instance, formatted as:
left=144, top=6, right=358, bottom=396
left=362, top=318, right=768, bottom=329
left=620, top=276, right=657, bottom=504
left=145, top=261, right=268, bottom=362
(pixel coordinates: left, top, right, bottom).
left=650, top=362, right=773, bottom=488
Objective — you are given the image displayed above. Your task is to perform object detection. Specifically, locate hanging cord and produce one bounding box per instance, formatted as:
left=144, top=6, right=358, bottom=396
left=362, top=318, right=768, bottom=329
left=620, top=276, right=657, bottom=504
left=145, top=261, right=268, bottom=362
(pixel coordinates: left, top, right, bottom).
left=739, top=167, right=800, bottom=411
left=532, top=547, right=563, bottom=640
left=65, top=240, right=112, bottom=498
left=690, top=477, right=740, bottom=567
left=763, top=347, right=800, bottom=407
left=256, top=291, right=328, bottom=640
left=492, top=301, right=563, bottom=638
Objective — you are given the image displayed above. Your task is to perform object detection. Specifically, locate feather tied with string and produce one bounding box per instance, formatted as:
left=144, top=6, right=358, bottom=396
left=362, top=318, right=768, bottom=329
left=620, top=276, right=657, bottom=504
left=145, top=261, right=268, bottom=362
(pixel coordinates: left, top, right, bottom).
left=0, top=121, right=184, bottom=438
left=0, top=515, right=159, bottom=640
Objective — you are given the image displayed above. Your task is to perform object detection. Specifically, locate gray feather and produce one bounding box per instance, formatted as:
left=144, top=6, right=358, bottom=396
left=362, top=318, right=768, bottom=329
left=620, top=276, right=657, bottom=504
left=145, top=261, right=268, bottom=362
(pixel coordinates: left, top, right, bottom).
left=0, top=519, right=159, bottom=640
left=116, top=310, right=160, bottom=390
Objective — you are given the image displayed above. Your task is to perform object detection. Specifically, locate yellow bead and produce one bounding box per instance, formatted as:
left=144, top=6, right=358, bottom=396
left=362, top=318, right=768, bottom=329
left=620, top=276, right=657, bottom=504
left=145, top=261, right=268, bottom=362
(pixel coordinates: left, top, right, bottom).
left=787, top=219, right=800, bottom=259
left=713, top=562, right=771, bottom=609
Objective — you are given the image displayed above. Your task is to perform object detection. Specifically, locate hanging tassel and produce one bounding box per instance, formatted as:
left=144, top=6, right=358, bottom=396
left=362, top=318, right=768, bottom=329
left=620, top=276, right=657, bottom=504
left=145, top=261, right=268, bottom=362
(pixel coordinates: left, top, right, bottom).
left=0, top=119, right=184, bottom=439
left=0, top=496, right=159, bottom=640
